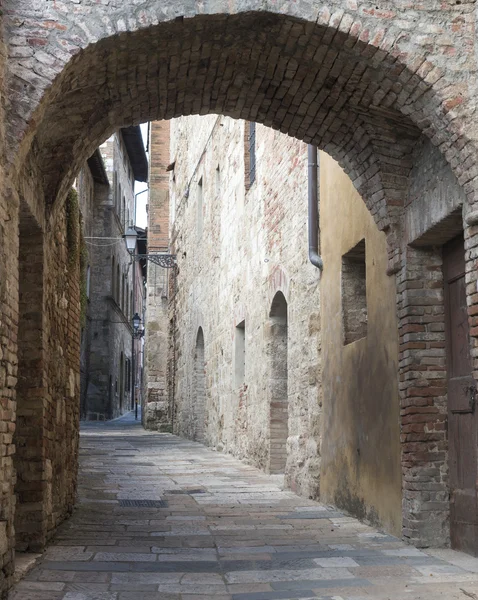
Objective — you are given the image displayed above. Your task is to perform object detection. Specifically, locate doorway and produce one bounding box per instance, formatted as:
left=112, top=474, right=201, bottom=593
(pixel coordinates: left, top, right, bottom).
left=119, top=352, right=124, bottom=413
left=444, top=234, right=478, bottom=555
left=193, top=328, right=206, bottom=442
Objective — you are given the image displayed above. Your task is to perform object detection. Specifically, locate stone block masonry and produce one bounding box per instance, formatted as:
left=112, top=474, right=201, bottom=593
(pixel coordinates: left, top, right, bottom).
left=166, top=114, right=402, bottom=537
left=168, top=115, right=322, bottom=496
left=8, top=420, right=478, bottom=600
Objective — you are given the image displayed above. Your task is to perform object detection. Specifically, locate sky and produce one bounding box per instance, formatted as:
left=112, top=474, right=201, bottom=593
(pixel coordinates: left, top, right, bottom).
left=134, top=122, right=150, bottom=230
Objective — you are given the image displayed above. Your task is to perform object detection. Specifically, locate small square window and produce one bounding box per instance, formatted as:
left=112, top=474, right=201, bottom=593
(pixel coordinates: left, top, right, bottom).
left=342, top=239, right=367, bottom=345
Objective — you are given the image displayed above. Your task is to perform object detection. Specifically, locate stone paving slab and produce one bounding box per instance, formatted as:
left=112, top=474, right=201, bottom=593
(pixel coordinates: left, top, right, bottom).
left=8, top=412, right=478, bottom=599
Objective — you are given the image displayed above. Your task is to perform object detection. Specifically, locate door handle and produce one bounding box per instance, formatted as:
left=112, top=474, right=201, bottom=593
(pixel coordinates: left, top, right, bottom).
left=469, top=385, right=476, bottom=413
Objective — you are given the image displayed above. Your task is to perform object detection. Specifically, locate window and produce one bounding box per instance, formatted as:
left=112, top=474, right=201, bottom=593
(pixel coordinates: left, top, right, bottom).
left=244, top=122, right=256, bottom=190
left=86, top=265, right=91, bottom=300
left=197, top=177, right=203, bottom=239
left=235, top=320, right=246, bottom=388
left=342, top=239, right=367, bottom=345
left=113, top=172, right=117, bottom=206
left=125, top=359, right=131, bottom=392
left=122, top=195, right=126, bottom=230
left=111, top=257, right=115, bottom=297
left=116, top=264, right=120, bottom=303
left=117, top=183, right=122, bottom=215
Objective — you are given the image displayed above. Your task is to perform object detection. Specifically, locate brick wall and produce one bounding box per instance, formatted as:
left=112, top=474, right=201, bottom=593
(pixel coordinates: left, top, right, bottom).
left=144, top=122, right=173, bottom=430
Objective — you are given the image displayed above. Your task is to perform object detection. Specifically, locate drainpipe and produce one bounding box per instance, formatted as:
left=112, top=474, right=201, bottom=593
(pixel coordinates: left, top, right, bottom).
left=308, top=145, right=323, bottom=270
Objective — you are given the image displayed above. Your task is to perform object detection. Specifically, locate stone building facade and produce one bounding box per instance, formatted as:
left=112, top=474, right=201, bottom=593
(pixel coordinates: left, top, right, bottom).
left=145, top=110, right=471, bottom=549
left=2, top=2, right=478, bottom=596
left=77, top=128, right=148, bottom=421
left=151, top=116, right=401, bottom=535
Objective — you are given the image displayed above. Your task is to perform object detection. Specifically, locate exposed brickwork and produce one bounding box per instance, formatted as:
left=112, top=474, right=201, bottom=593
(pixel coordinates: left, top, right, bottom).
left=4, top=3, right=478, bottom=245
left=396, top=138, right=467, bottom=548
left=398, top=245, right=449, bottom=547
left=0, top=184, right=20, bottom=597
left=148, top=123, right=171, bottom=253
left=144, top=122, right=173, bottom=431
left=15, top=205, right=46, bottom=552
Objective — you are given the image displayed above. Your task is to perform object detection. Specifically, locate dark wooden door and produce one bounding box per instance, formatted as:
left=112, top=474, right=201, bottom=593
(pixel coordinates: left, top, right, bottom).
left=444, top=234, right=478, bottom=555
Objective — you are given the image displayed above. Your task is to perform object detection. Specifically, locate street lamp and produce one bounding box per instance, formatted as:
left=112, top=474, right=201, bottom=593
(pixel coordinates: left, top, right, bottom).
left=132, top=312, right=142, bottom=334
left=124, top=226, right=138, bottom=254
left=123, top=227, right=176, bottom=422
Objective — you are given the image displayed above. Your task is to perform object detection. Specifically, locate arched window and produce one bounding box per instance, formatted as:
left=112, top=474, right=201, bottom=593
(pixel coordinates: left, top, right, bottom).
left=116, top=264, right=120, bottom=302
left=268, top=291, right=288, bottom=474
left=113, top=171, right=117, bottom=206
left=86, top=265, right=91, bottom=299
left=118, top=183, right=122, bottom=215
left=193, top=328, right=206, bottom=442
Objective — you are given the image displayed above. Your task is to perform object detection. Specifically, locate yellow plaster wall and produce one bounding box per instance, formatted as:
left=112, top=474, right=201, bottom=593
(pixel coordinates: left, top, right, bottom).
left=319, top=152, right=402, bottom=535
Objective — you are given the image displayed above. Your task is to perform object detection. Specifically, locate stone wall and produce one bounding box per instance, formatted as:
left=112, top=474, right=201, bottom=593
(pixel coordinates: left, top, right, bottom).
left=167, top=116, right=403, bottom=533
left=13, top=188, right=82, bottom=561
left=77, top=161, right=96, bottom=419
left=165, top=115, right=470, bottom=542
left=169, top=115, right=322, bottom=494
left=78, top=133, right=140, bottom=421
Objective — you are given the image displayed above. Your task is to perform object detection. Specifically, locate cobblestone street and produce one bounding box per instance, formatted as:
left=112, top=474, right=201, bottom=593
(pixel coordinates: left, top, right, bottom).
left=9, top=413, right=478, bottom=600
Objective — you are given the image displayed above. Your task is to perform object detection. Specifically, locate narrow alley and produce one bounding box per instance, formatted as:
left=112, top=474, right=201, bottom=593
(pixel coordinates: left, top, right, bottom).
left=8, top=413, right=478, bottom=600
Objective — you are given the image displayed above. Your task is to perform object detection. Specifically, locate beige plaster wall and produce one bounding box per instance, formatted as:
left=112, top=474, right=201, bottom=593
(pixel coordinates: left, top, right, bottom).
left=319, top=152, right=402, bottom=536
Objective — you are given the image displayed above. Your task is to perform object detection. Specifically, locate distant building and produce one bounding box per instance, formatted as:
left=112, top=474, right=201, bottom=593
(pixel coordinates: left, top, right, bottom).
left=78, top=127, right=148, bottom=420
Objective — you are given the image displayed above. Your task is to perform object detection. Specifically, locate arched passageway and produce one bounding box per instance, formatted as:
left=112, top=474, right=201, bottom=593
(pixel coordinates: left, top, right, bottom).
left=1, top=4, right=478, bottom=594
left=268, top=292, right=288, bottom=475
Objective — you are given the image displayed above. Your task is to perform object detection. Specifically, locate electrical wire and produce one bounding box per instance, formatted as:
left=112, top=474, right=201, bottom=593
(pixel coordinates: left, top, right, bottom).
left=85, top=240, right=124, bottom=247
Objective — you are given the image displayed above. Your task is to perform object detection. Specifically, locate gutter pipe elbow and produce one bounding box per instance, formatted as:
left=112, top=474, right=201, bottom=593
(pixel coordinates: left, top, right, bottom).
left=308, top=144, right=323, bottom=271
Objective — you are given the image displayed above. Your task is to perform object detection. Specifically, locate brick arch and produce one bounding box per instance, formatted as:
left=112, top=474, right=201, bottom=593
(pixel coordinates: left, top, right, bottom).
left=4, top=6, right=477, bottom=232
left=2, top=0, right=478, bottom=558
left=268, top=265, right=291, bottom=309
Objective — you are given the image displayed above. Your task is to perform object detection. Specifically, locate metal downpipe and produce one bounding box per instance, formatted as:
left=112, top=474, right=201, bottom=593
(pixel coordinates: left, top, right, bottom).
left=308, top=145, right=323, bottom=270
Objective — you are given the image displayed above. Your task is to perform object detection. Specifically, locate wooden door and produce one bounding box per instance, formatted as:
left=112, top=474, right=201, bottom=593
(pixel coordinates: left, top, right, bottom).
left=444, top=234, right=478, bottom=555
